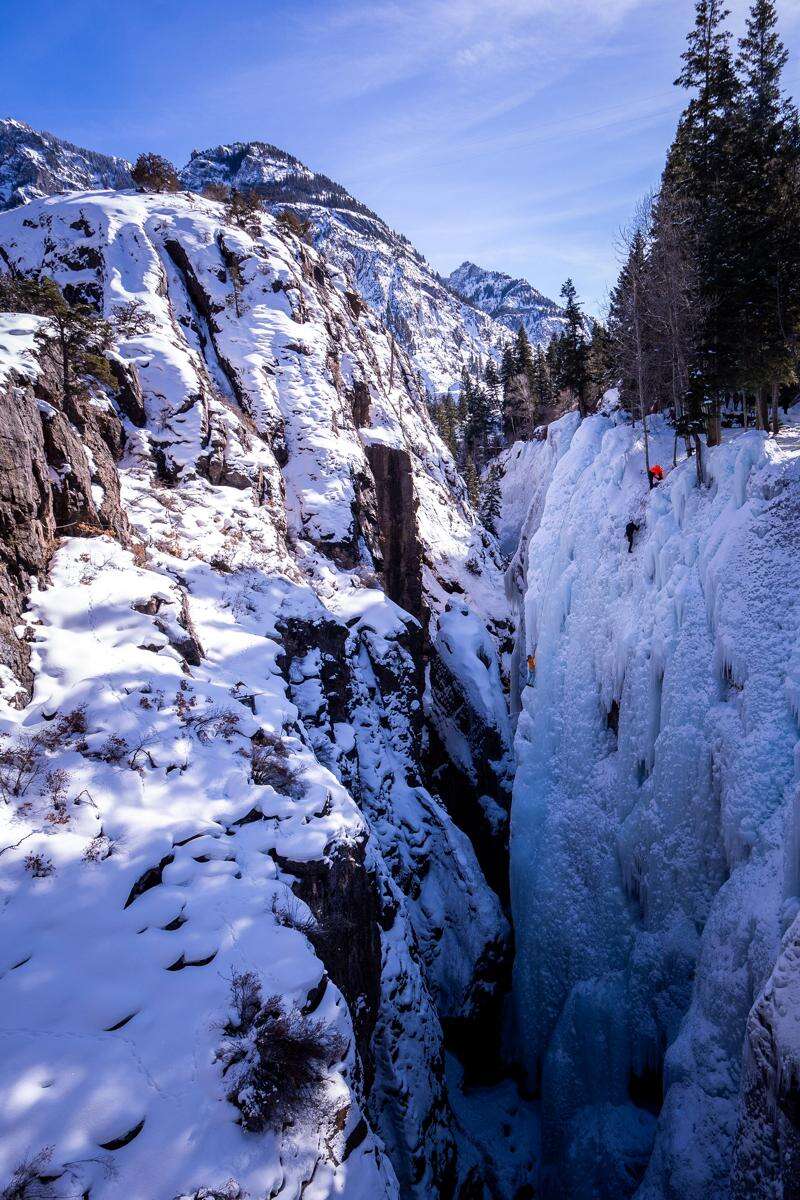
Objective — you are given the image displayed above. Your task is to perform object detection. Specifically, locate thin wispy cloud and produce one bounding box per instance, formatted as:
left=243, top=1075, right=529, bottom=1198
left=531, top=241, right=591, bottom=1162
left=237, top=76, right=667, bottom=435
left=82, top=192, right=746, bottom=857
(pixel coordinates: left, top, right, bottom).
left=3, top=0, right=800, bottom=312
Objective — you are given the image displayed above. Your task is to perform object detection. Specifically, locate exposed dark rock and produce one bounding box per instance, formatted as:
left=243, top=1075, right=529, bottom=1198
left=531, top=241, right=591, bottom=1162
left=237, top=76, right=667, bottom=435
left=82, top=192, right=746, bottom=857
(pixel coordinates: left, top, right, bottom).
left=0, top=354, right=129, bottom=704
left=275, top=835, right=382, bottom=1093
left=153, top=588, right=204, bottom=666
left=350, top=379, right=371, bottom=427
left=365, top=443, right=423, bottom=622
left=427, top=650, right=511, bottom=904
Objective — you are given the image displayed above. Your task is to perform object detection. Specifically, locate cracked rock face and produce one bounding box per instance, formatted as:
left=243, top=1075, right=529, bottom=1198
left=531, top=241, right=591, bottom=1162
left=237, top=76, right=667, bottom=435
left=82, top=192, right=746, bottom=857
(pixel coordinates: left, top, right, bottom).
left=0, top=190, right=514, bottom=1199
left=0, top=314, right=129, bottom=705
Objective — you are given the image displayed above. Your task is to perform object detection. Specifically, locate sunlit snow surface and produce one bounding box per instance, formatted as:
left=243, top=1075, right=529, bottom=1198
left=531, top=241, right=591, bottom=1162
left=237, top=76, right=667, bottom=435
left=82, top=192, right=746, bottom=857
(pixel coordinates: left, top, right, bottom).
left=510, top=408, right=800, bottom=1198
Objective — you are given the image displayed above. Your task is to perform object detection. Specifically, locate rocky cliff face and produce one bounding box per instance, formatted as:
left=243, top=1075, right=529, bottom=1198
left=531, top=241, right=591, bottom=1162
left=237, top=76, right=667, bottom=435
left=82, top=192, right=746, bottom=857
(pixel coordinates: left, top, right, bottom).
left=0, top=121, right=564, bottom=396
left=0, top=118, right=132, bottom=211
left=0, top=190, right=517, bottom=1198
left=447, top=260, right=567, bottom=347
left=180, top=141, right=526, bottom=394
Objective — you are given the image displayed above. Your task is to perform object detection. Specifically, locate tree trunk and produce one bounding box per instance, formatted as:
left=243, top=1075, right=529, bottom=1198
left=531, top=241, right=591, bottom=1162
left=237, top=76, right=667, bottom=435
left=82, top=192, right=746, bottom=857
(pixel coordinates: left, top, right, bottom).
left=756, top=386, right=769, bottom=430
left=706, top=402, right=722, bottom=447
left=771, top=380, right=780, bottom=436
left=693, top=432, right=703, bottom=486
left=742, top=390, right=748, bottom=430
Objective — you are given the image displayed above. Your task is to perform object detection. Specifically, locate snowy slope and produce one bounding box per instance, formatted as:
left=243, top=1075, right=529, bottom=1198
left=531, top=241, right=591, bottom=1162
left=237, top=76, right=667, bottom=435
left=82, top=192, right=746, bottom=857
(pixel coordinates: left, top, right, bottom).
left=0, top=190, right=514, bottom=1198
left=447, top=261, right=567, bottom=347
left=509, top=410, right=800, bottom=1198
left=0, top=118, right=132, bottom=211
left=180, top=141, right=515, bottom=395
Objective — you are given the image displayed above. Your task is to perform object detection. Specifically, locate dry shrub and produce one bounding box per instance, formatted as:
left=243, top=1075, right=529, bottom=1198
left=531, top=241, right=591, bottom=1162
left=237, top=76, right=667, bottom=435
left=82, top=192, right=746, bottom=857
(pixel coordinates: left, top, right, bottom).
left=249, top=734, right=305, bottom=798
left=1, top=1147, right=55, bottom=1199
left=99, top=734, right=128, bottom=763
left=24, top=853, right=54, bottom=879
left=272, top=893, right=318, bottom=938
left=83, top=834, right=113, bottom=863
left=215, top=971, right=346, bottom=1133
left=0, top=708, right=89, bottom=804
left=44, top=769, right=71, bottom=825
left=0, top=735, right=42, bottom=803
left=184, top=705, right=240, bottom=744
left=40, top=707, right=87, bottom=749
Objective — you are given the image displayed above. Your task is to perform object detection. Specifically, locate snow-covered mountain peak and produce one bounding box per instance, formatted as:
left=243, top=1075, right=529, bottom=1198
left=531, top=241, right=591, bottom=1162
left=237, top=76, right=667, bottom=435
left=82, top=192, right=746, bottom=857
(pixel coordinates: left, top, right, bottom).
left=0, top=117, right=132, bottom=211
left=447, top=259, right=567, bottom=346
left=180, top=140, right=515, bottom=394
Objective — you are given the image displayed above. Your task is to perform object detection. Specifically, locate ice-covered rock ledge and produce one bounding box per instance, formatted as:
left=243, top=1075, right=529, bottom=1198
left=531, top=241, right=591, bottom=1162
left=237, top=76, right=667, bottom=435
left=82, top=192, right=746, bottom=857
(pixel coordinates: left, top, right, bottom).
left=509, top=409, right=800, bottom=1199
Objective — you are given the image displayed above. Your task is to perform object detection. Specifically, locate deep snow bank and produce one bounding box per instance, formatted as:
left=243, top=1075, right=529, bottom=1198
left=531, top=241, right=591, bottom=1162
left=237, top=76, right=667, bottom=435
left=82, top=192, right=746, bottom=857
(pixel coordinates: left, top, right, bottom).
left=510, top=410, right=800, bottom=1198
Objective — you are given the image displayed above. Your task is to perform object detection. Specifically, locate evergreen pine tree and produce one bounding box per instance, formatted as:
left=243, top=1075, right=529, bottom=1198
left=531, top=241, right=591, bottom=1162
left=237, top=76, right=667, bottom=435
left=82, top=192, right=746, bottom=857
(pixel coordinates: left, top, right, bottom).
left=464, top=456, right=480, bottom=507
left=671, top=0, right=741, bottom=414
left=557, top=279, right=590, bottom=417
left=479, top=463, right=503, bottom=536
left=500, top=344, right=516, bottom=388
left=733, top=0, right=800, bottom=430
left=514, top=325, right=535, bottom=383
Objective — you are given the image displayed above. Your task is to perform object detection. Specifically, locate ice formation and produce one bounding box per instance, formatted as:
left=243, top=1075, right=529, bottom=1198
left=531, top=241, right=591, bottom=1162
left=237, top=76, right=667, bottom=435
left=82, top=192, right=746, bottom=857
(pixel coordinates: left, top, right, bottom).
left=509, top=407, right=800, bottom=1198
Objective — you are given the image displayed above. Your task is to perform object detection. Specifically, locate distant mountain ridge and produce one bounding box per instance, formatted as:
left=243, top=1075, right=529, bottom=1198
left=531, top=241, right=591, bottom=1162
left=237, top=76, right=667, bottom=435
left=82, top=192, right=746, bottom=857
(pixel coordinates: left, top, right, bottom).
left=446, top=260, right=567, bottom=347
left=0, top=118, right=132, bottom=210
left=0, top=119, right=564, bottom=392
left=180, top=140, right=514, bottom=394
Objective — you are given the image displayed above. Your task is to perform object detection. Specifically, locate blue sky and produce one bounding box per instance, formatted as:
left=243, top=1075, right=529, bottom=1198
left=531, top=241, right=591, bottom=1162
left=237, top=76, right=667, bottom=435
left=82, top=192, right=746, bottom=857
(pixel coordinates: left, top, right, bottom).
left=3, top=0, right=800, bottom=313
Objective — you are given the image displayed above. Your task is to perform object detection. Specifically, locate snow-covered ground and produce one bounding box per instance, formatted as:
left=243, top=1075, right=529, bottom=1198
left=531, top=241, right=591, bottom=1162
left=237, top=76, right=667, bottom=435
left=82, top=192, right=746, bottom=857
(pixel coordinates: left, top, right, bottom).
left=509, top=407, right=800, bottom=1198
left=0, top=189, right=514, bottom=1198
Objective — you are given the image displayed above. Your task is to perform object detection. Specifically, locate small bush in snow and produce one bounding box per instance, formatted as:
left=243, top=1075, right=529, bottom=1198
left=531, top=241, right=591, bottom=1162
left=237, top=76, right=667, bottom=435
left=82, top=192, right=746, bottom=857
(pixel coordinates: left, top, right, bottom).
left=249, top=735, right=305, bottom=798
left=99, top=734, right=128, bottom=763
left=0, top=1146, right=55, bottom=1199
left=112, top=298, right=153, bottom=337
left=215, top=971, right=346, bottom=1133
left=184, top=705, right=240, bottom=744
left=83, top=834, right=113, bottom=863
left=131, top=153, right=180, bottom=193
left=23, top=853, right=54, bottom=879
left=0, top=735, right=43, bottom=803
left=272, top=893, right=319, bottom=938
left=44, top=769, right=71, bottom=825
left=40, top=706, right=88, bottom=751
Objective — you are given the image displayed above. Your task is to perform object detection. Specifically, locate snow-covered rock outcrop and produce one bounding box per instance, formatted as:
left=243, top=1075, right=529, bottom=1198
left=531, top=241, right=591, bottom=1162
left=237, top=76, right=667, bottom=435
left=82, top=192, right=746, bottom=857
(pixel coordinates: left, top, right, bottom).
left=0, top=118, right=132, bottom=211
left=0, top=190, right=514, bottom=1198
left=0, top=122, right=564, bottom=396
left=180, top=141, right=521, bottom=395
left=447, top=261, right=567, bottom=348
left=508, top=409, right=800, bottom=1198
